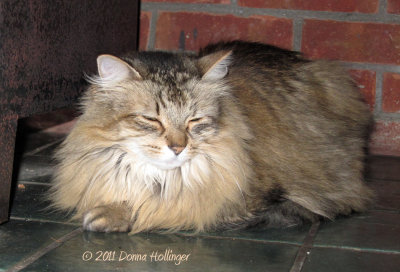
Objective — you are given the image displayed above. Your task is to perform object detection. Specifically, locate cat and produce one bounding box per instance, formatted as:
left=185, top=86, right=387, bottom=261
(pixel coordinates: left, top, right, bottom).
left=50, top=41, right=373, bottom=234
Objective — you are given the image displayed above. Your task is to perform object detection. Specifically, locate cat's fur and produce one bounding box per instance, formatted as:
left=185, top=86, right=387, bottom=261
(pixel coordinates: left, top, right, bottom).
left=50, top=41, right=373, bottom=234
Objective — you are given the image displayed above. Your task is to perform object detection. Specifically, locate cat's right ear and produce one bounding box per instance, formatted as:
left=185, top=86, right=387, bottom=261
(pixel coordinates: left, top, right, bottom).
left=97, top=55, right=142, bottom=82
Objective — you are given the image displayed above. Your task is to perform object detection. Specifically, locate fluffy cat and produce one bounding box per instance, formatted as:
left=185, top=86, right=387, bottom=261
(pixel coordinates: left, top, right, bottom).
left=50, top=41, right=373, bottom=234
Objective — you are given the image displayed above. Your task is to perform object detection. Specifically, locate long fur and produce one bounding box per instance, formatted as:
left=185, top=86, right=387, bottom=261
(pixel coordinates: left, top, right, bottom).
left=50, top=41, right=373, bottom=234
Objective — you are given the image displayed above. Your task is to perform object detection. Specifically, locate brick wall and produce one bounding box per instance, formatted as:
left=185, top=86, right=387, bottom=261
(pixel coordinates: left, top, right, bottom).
left=139, top=0, right=400, bottom=156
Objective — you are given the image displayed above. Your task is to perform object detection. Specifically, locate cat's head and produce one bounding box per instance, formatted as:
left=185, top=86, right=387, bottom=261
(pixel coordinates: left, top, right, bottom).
left=84, top=50, right=232, bottom=170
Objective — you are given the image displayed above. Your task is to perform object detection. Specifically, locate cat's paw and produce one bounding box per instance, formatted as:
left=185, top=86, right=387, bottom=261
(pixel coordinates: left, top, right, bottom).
left=83, top=204, right=131, bottom=232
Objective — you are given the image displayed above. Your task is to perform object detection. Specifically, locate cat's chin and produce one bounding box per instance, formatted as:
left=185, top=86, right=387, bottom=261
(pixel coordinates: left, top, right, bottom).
left=150, top=159, right=187, bottom=170
left=143, top=146, right=190, bottom=170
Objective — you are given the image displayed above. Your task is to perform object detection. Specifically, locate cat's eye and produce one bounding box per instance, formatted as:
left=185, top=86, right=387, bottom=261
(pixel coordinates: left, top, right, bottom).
left=130, top=115, right=164, bottom=133
left=142, top=115, right=159, bottom=122
left=190, top=123, right=211, bottom=135
left=189, top=117, right=203, bottom=123
left=187, top=116, right=216, bottom=135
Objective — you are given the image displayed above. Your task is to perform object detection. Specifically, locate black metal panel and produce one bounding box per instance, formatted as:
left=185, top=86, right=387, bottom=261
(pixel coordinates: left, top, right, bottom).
left=0, top=0, right=139, bottom=118
left=0, top=0, right=139, bottom=223
left=0, top=116, right=17, bottom=224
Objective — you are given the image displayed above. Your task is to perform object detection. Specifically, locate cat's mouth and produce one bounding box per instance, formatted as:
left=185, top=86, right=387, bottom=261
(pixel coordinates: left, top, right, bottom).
left=123, top=141, right=190, bottom=170
left=151, top=158, right=187, bottom=170
left=148, top=147, right=190, bottom=170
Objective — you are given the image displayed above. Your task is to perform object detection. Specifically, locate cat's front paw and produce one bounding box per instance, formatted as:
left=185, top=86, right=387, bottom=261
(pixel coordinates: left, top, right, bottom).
left=83, top=204, right=131, bottom=233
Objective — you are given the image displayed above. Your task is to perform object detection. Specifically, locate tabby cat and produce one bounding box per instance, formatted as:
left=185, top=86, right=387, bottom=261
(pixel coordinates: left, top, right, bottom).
left=50, top=41, right=373, bottom=234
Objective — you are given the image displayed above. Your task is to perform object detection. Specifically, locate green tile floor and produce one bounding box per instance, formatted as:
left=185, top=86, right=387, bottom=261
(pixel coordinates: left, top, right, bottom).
left=1, top=130, right=400, bottom=272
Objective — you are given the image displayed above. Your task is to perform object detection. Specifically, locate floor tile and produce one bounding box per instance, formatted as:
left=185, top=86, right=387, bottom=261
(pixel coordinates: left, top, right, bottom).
left=14, top=132, right=64, bottom=157
left=365, top=155, right=400, bottom=182
left=302, top=247, right=400, bottom=272
left=10, top=183, right=72, bottom=223
left=21, top=231, right=300, bottom=272
left=0, top=220, right=77, bottom=271
left=16, top=156, right=55, bottom=183
left=314, top=211, right=400, bottom=252
left=202, top=224, right=310, bottom=245
left=368, top=180, right=400, bottom=211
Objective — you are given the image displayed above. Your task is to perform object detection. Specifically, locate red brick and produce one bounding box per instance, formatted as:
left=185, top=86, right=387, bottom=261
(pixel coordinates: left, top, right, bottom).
left=139, top=12, right=151, bottom=51
left=155, top=12, right=293, bottom=51
left=388, top=0, right=400, bottom=14
left=302, top=20, right=400, bottom=65
left=143, top=0, right=229, bottom=3
left=370, top=121, right=400, bottom=156
left=349, top=70, right=376, bottom=111
left=383, top=73, right=400, bottom=113
left=238, top=0, right=379, bottom=13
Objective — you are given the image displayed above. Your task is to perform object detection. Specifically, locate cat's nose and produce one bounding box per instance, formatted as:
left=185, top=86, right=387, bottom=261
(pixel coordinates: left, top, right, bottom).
left=169, top=145, right=185, bottom=155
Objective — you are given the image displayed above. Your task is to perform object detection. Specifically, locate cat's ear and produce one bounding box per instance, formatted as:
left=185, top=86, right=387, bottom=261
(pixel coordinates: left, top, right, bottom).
left=97, top=55, right=142, bottom=81
left=198, top=50, right=232, bottom=81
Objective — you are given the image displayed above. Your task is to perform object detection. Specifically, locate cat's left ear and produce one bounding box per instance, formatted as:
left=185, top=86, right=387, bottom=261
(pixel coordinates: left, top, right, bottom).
left=97, top=55, right=142, bottom=82
left=198, top=50, right=232, bottom=81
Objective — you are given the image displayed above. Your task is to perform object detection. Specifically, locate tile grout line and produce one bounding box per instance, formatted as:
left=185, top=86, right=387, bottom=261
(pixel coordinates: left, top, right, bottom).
left=10, top=216, right=80, bottom=227
left=23, top=138, right=63, bottom=157
left=175, top=232, right=303, bottom=247
left=141, top=2, right=400, bottom=24
left=369, top=208, right=400, bottom=214
left=18, top=181, right=52, bottom=186
left=312, top=244, right=400, bottom=255
left=6, top=227, right=83, bottom=272
left=289, top=222, right=320, bottom=272
left=366, top=178, right=400, bottom=183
